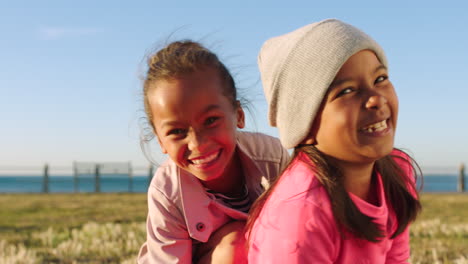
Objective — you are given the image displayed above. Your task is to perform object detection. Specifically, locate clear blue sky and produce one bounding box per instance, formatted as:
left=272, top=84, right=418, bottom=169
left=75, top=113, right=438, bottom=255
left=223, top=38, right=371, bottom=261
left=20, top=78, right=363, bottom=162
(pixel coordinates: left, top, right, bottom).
left=1, top=1, right=467, bottom=173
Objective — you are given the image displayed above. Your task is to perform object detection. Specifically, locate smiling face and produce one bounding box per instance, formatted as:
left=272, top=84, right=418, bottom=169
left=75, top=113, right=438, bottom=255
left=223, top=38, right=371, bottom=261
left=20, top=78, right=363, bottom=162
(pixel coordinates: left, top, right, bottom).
left=305, top=50, right=398, bottom=166
left=148, top=67, right=245, bottom=183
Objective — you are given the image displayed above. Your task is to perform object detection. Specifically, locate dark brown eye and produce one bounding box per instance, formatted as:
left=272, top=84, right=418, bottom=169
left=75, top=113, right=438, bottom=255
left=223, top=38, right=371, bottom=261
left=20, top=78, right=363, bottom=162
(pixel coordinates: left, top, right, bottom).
left=168, top=128, right=186, bottom=136
left=205, top=116, right=219, bottom=126
left=375, top=75, right=388, bottom=84
left=337, top=87, right=354, bottom=97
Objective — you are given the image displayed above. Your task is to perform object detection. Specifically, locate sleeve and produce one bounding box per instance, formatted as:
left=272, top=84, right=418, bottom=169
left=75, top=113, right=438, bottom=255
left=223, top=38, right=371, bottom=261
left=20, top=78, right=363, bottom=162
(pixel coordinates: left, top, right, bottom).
left=385, top=226, right=410, bottom=264
left=138, top=185, right=192, bottom=264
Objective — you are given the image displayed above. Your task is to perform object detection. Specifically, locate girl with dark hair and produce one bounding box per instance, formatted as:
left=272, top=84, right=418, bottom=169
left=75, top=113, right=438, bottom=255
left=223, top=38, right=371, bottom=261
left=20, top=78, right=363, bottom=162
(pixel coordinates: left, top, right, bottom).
left=137, top=40, right=289, bottom=263
left=247, top=19, right=421, bottom=263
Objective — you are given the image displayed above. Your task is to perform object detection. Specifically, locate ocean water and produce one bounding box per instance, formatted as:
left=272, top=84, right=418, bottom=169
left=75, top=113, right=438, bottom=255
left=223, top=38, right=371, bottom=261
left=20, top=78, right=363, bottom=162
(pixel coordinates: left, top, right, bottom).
left=0, top=175, right=150, bottom=193
left=0, top=174, right=465, bottom=193
left=419, top=174, right=465, bottom=192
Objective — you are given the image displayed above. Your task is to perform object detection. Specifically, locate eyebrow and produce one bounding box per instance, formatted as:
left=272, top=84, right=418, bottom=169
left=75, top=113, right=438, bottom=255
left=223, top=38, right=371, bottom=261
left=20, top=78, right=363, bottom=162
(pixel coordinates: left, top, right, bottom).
left=374, top=64, right=387, bottom=74
left=203, top=104, right=222, bottom=113
left=329, top=64, right=388, bottom=88
left=160, top=104, right=222, bottom=129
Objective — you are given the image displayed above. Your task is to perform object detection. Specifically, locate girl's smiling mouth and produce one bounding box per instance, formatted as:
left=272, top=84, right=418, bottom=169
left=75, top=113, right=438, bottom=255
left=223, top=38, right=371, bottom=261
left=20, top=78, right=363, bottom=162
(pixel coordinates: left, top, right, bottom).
left=360, top=119, right=389, bottom=133
left=189, top=150, right=222, bottom=167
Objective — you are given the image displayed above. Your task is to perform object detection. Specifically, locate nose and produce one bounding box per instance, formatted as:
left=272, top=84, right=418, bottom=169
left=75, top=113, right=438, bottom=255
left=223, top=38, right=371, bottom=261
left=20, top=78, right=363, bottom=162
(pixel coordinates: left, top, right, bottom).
left=187, top=129, right=208, bottom=152
left=365, top=94, right=388, bottom=110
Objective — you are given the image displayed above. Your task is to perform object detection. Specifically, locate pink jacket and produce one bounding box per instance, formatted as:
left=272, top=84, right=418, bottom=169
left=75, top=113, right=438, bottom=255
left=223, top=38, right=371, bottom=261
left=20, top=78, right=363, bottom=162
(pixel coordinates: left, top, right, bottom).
left=138, top=131, right=289, bottom=263
left=248, top=150, right=415, bottom=264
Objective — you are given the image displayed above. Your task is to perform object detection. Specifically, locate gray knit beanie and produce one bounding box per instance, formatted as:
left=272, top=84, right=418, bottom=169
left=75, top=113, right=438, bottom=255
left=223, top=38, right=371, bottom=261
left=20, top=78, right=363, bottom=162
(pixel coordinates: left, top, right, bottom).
left=258, top=19, right=388, bottom=149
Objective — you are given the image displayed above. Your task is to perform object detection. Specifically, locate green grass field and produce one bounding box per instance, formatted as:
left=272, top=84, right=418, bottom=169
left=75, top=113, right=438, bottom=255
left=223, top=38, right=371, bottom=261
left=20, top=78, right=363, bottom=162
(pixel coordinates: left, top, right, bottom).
left=0, top=193, right=467, bottom=263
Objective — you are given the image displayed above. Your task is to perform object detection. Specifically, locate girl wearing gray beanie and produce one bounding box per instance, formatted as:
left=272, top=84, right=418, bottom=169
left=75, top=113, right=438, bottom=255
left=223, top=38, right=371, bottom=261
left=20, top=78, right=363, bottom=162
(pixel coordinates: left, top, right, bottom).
left=246, top=19, right=421, bottom=263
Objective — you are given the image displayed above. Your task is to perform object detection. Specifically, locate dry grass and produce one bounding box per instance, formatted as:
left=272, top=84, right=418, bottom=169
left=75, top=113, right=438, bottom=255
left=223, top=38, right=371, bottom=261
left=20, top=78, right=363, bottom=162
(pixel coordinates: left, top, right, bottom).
left=410, top=193, right=468, bottom=264
left=0, top=193, right=466, bottom=263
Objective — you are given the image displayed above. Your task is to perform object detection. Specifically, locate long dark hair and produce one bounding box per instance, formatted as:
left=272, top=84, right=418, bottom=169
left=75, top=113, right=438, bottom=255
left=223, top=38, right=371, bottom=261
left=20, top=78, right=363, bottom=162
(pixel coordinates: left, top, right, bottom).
left=246, top=145, right=422, bottom=243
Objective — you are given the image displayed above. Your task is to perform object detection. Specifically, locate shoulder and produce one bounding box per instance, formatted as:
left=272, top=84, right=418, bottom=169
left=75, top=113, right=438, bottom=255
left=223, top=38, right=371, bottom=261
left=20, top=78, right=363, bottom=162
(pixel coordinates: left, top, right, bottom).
left=388, top=149, right=420, bottom=198
left=249, top=155, right=339, bottom=261
left=390, top=148, right=411, bottom=162
left=389, top=148, right=415, bottom=177
left=237, top=131, right=288, bottom=162
left=149, top=159, right=182, bottom=201
left=260, top=155, right=332, bottom=220
left=250, top=158, right=336, bottom=255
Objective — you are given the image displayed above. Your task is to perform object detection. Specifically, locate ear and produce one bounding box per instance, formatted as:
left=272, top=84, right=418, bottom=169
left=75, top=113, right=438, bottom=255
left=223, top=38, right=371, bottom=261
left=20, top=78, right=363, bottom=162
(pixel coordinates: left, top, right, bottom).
left=235, top=101, right=245, bottom=129
left=300, top=115, right=321, bottom=145
left=301, top=136, right=315, bottom=145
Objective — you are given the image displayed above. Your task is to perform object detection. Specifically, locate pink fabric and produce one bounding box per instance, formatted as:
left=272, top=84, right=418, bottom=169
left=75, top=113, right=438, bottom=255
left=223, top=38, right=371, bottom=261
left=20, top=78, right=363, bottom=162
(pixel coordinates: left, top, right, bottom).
left=137, top=132, right=290, bottom=264
left=248, top=149, right=415, bottom=264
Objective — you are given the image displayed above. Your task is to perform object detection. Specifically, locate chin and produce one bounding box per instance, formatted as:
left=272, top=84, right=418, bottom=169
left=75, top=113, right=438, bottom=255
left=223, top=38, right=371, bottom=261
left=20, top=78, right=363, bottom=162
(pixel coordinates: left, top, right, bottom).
left=370, top=147, right=394, bottom=161
left=196, top=171, right=223, bottom=183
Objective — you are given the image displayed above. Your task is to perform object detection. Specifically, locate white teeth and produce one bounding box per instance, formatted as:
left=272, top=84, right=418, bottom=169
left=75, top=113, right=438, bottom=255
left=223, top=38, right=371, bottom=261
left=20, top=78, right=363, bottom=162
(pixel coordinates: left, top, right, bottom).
left=361, top=120, right=387, bottom=132
left=191, top=152, right=218, bottom=165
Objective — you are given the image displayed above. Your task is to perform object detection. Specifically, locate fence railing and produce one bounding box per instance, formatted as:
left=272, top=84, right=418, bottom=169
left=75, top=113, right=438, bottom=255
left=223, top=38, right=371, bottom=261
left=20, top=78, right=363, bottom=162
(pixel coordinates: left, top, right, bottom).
left=0, top=163, right=466, bottom=193
left=0, top=163, right=156, bottom=193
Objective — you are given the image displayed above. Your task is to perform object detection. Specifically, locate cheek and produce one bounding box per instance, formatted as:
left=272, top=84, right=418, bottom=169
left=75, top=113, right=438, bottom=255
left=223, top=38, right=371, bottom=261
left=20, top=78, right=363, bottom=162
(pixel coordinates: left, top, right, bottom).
left=387, top=84, right=399, bottom=109
left=214, top=123, right=238, bottom=148
left=385, top=88, right=399, bottom=124
left=393, top=94, right=399, bottom=116
left=393, top=101, right=399, bottom=123
left=323, top=106, right=353, bottom=129
left=216, top=127, right=237, bottom=145
left=316, top=107, right=354, bottom=143
left=160, top=138, right=183, bottom=157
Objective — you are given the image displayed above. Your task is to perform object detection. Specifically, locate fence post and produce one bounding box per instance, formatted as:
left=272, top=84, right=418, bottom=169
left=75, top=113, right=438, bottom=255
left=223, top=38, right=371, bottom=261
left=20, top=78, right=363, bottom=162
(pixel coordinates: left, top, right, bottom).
left=148, top=165, right=154, bottom=186
left=95, top=164, right=100, bottom=193
left=459, top=163, right=465, bottom=192
left=73, top=161, right=78, bottom=193
left=43, top=163, right=49, bottom=193
left=128, top=161, right=133, bottom=193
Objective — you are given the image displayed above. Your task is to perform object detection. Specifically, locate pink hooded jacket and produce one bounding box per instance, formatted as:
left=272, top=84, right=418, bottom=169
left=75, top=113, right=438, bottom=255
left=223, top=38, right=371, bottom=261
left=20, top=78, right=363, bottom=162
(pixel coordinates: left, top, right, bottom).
left=138, top=131, right=289, bottom=263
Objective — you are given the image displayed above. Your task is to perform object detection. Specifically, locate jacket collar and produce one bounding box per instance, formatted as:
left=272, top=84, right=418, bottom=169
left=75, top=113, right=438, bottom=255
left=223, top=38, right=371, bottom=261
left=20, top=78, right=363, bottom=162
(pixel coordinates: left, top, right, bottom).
left=178, top=133, right=263, bottom=241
